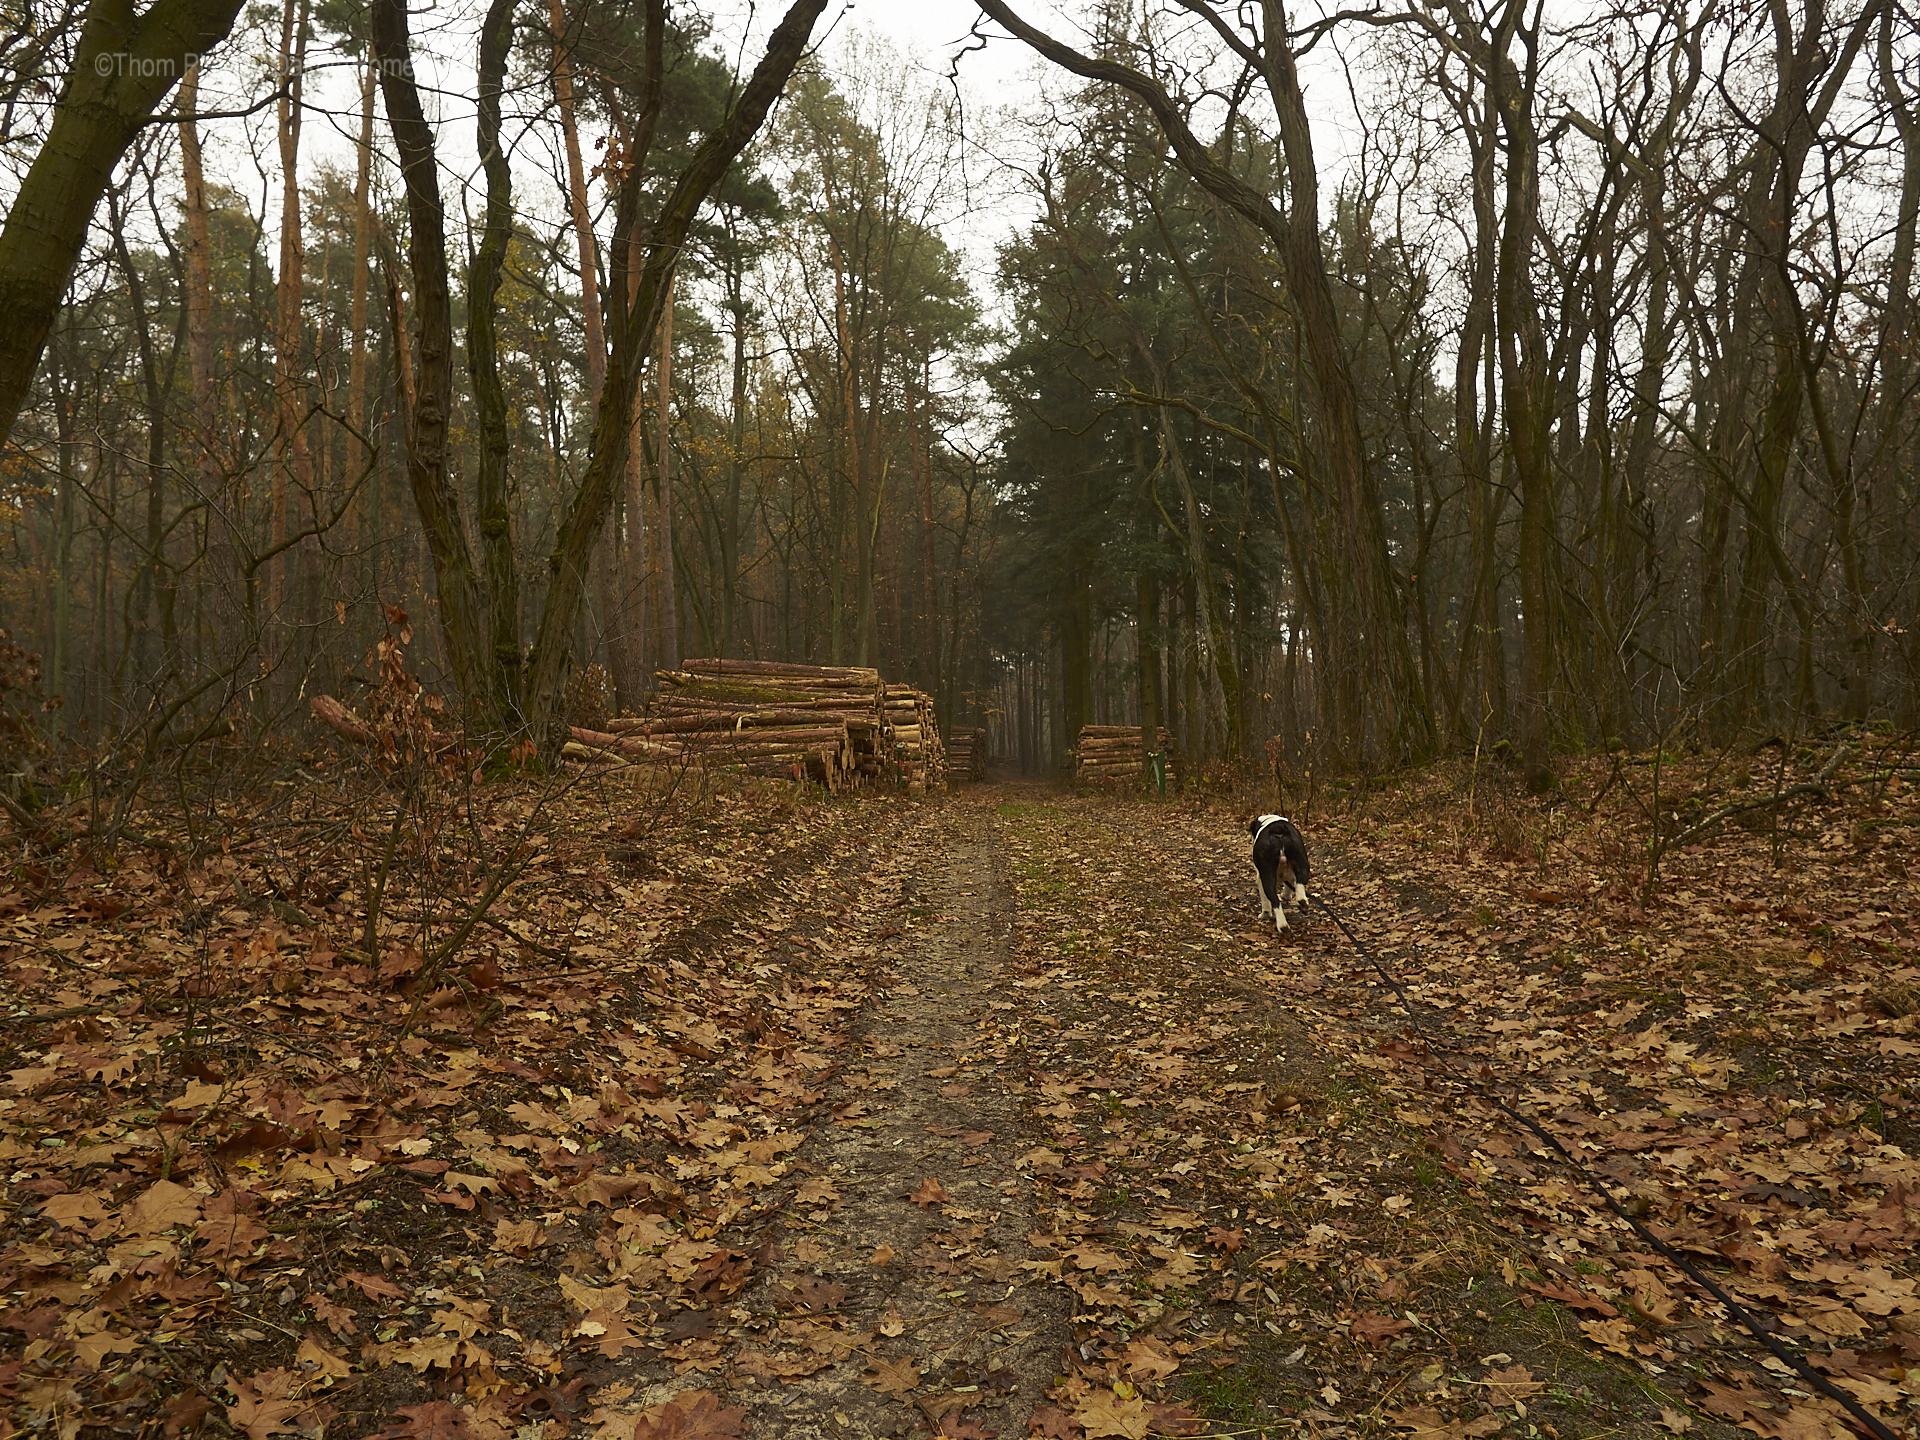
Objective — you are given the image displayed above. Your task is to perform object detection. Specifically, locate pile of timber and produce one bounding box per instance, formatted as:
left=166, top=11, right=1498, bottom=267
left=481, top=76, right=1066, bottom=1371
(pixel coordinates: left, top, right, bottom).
left=1074, top=724, right=1176, bottom=785
left=563, top=658, right=945, bottom=794
left=947, top=727, right=987, bottom=782
left=883, top=684, right=946, bottom=793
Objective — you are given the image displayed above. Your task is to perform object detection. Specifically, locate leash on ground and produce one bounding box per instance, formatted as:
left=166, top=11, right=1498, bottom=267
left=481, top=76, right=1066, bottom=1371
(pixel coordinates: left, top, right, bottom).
left=1310, top=890, right=1901, bottom=1440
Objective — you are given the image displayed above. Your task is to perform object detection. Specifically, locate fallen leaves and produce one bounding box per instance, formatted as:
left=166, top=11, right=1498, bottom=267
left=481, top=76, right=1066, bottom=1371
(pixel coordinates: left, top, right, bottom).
left=630, top=1390, right=746, bottom=1440
left=0, top=761, right=928, bottom=1440
left=226, top=1367, right=323, bottom=1440
left=7, top=742, right=1916, bottom=1439
left=1073, top=1386, right=1151, bottom=1439
left=986, top=754, right=1919, bottom=1440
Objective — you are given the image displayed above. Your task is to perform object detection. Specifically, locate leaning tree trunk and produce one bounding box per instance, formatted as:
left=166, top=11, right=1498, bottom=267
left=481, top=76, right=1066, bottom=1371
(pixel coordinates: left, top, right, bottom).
left=0, top=0, right=248, bottom=450
left=1256, top=0, right=1429, bottom=765
left=518, top=0, right=830, bottom=742
left=973, top=0, right=1431, bottom=765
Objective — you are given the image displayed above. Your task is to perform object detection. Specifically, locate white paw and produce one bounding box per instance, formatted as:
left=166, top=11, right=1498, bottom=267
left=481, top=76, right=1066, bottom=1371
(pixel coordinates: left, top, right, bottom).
left=1293, top=885, right=1308, bottom=905
left=1274, top=912, right=1288, bottom=931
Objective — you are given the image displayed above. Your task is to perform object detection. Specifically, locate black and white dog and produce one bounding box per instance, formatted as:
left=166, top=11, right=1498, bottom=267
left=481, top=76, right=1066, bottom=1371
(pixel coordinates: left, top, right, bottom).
left=1249, top=814, right=1311, bottom=933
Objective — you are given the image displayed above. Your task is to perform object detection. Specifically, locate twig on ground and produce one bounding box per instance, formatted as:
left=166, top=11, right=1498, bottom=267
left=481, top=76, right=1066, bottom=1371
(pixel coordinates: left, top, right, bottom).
left=1666, top=742, right=1854, bottom=848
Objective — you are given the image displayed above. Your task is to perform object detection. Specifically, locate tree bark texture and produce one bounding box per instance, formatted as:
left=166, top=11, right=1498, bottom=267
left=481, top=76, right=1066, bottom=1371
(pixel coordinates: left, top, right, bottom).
left=372, top=0, right=489, bottom=704
left=469, top=0, right=522, bottom=719
left=0, top=0, right=248, bottom=449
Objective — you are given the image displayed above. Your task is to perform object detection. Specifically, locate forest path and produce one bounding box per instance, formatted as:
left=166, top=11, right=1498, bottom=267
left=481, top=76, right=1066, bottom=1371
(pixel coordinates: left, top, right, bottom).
left=11, top=752, right=1908, bottom=1440
left=705, top=788, right=1073, bottom=1438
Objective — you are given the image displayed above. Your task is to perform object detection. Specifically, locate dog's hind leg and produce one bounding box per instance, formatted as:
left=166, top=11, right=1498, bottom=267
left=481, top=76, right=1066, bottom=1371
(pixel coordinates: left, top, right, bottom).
left=1253, top=859, right=1281, bottom=926
left=1259, top=862, right=1288, bottom=931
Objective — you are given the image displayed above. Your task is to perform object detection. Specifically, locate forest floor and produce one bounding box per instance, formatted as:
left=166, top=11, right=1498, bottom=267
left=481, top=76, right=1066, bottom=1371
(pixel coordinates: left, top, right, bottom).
left=2, top=738, right=1917, bottom=1440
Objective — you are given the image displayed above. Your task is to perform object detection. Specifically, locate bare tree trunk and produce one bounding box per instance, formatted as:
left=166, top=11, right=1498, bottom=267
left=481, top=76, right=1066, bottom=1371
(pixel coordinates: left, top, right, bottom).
left=1620, top=82, right=1687, bottom=743
left=721, top=234, right=750, bottom=658
left=1445, top=60, right=1503, bottom=749
left=48, top=332, right=77, bottom=733
left=271, top=0, right=313, bottom=631
left=1872, top=8, right=1918, bottom=721
left=470, top=0, right=523, bottom=722
left=346, top=56, right=376, bottom=567
left=108, top=186, right=171, bottom=704
left=1706, top=0, right=1878, bottom=727
left=915, top=361, right=938, bottom=687
left=371, top=0, right=489, bottom=703
left=1136, top=535, right=1162, bottom=772
left=178, top=59, right=227, bottom=662
left=1153, top=391, right=1242, bottom=761
left=1485, top=0, right=1559, bottom=791
left=550, top=0, right=606, bottom=407
left=1254, top=0, right=1426, bottom=764
left=655, top=275, right=679, bottom=670
left=975, top=0, right=1431, bottom=763
left=518, top=0, right=829, bottom=739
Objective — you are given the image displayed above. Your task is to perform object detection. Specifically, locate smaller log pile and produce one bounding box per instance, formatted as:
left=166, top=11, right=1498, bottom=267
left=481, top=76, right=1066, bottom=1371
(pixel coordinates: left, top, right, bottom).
left=1074, top=724, right=1176, bottom=785
left=947, top=727, right=987, bottom=782
left=883, top=684, right=946, bottom=794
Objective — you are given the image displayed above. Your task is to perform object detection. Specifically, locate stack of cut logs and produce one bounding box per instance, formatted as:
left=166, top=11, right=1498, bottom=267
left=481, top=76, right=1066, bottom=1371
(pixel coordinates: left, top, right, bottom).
left=883, top=684, right=945, bottom=794
left=563, top=659, right=945, bottom=794
left=1074, top=724, right=1176, bottom=785
left=946, top=728, right=987, bottom=782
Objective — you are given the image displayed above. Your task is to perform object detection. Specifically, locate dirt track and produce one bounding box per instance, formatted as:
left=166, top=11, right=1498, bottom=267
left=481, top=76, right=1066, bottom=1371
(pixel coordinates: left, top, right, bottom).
left=718, top=801, right=1073, bottom=1436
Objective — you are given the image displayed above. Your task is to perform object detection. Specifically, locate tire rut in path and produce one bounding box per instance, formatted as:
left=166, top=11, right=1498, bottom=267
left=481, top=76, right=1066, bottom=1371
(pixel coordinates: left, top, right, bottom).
left=729, top=800, right=1071, bottom=1438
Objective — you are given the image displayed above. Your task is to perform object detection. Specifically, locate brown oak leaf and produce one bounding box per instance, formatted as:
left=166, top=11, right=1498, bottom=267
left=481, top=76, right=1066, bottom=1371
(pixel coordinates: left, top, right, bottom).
left=631, top=1390, right=746, bottom=1440
left=225, top=1368, right=311, bottom=1440
left=863, top=1355, right=920, bottom=1397
left=1352, top=1311, right=1416, bottom=1348
left=378, top=1403, right=483, bottom=1440
left=1482, top=1364, right=1543, bottom=1405
left=344, top=1270, right=406, bottom=1303
left=1075, top=1388, right=1150, bottom=1439
left=909, top=1176, right=949, bottom=1207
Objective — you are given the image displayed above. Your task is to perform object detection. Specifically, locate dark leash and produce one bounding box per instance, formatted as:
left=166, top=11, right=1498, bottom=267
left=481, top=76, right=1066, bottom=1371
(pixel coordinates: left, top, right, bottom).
left=1308, top=890, right=1902, bottom=1440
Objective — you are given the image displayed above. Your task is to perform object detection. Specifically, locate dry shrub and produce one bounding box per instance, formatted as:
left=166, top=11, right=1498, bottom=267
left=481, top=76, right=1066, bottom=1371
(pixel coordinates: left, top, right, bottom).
left=567, top=662, right=612, bottom=732
left=1482, top=796, right=1533, bottom=861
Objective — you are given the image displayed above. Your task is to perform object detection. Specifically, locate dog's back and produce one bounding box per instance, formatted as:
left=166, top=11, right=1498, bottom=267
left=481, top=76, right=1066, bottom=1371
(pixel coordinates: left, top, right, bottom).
left=1249, top=815, right=1311, bottom=930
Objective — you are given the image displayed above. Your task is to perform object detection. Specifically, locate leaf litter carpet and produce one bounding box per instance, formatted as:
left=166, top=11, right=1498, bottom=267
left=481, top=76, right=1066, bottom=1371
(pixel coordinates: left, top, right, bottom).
left=1, top=761, right=1915, bottom=1440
